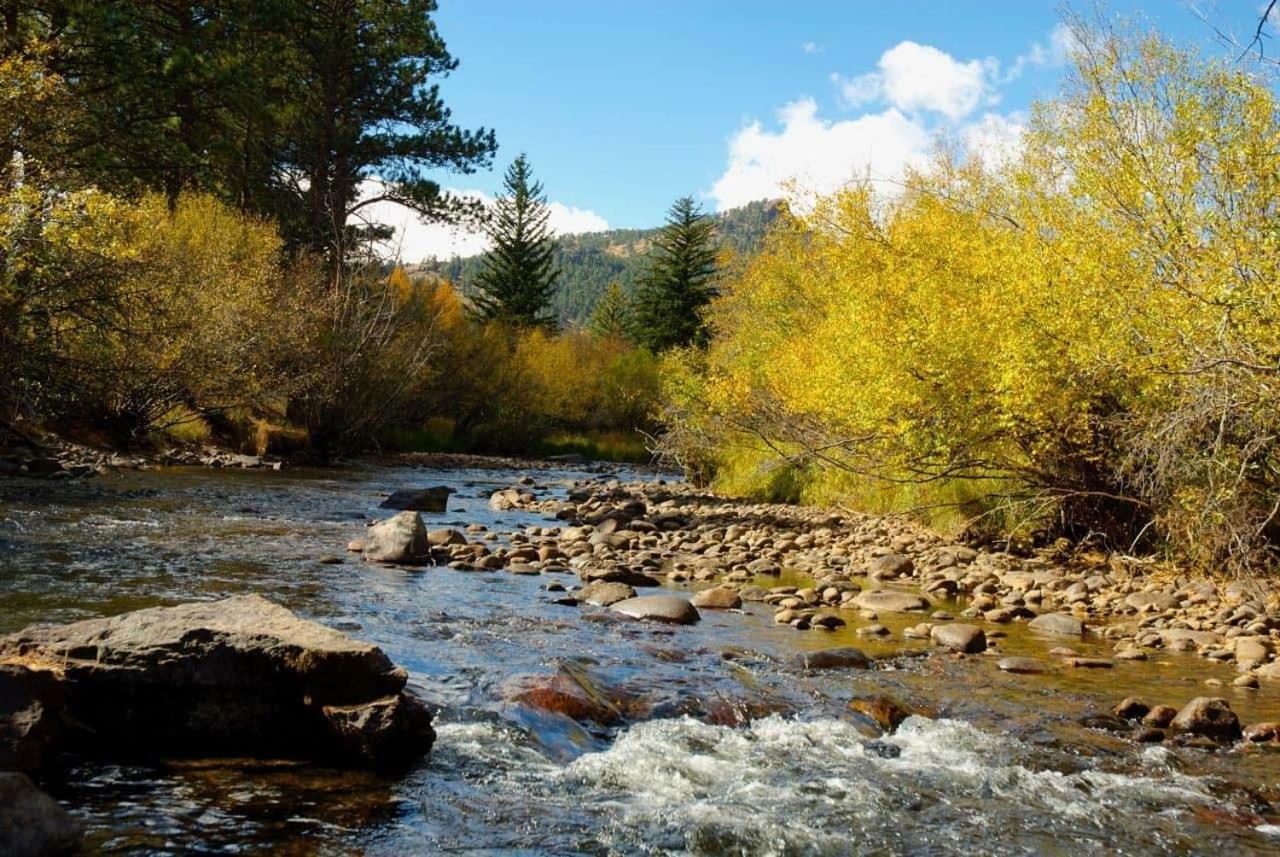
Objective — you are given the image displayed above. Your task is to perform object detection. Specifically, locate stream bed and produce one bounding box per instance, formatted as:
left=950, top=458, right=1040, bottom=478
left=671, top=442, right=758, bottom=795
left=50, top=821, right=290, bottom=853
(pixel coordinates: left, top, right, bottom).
left=3, top=462, right=1280, bottom=855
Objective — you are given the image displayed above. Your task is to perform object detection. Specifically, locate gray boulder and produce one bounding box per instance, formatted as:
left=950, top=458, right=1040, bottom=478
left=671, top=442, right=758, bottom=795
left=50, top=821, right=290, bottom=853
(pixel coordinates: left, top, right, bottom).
left=1170, top=697, right=1242, bottom=741
left=380, top=487, right=452, bottom=513
left=363, top=511, right=430, bottom=564
left=0, top=595, right=434, bottom=770
left=0, top=772, right=83, bottom=857
left=930, top=623, right=987, bottom=654
left=1028, top=612, right=1085, bottom=637
left=578, top=580, right=636, bottom=606
left=610, top=595, right=700, bottom=625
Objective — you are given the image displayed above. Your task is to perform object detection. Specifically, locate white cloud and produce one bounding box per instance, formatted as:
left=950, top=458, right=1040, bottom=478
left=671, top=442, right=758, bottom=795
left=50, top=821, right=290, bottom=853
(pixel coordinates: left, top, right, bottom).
left=709, top=98, right=931, bottom=211
left=834, top=41, right=998, bottom=120
left=962, top=112, right=1027, bottom=170
left=355, top=186, right=609, bottom=262
left=1006, top=22, right=1077, bottom=80
left=803, top=41, right=823, bottom=54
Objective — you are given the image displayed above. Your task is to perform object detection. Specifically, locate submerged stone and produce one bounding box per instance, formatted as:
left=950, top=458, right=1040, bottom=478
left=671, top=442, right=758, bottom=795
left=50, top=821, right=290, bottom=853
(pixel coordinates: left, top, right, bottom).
left=380, top=486, right=452, bottom=513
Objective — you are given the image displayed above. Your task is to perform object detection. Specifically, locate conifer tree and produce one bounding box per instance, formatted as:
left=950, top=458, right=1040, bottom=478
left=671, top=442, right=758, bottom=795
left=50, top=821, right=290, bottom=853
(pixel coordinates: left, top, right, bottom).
left=631, top=196, right=718, bottom=352
left=588, top=282, right=633, bottom=339
left=473, top=154, right=559, bottom=327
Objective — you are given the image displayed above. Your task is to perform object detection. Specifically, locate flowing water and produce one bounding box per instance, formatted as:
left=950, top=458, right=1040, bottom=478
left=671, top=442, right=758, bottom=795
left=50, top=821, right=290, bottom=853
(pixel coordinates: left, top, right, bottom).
left=3, top=462, right=1280, bottom=855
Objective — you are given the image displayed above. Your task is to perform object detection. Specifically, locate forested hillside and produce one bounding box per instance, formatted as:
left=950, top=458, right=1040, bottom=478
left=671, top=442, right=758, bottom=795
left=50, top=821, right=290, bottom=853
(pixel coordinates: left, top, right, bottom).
left=419, top=199, right=780, bottom=323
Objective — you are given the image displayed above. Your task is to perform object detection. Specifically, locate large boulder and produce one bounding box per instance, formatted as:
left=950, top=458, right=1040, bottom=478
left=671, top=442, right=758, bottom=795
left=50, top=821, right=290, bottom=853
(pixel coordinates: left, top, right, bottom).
left=610, top=595, right=700, bottom=625
left=1028, top=612, right=1085, bottom=637
left=852, top=589, right=929, bottom=613
left=792, top=647, right=871, bottom=671
left=1170, top=697, right=1242, bottom=741
left=489, top=488, right=534, bottom=511
left=0, top=595, right=434, bottom=770
left=379, top=487, right=452, bottom=513
left=578, top=580, right=636, bottom=606
left=930, top=623, right=987, bottom=654
left=363, top=511, right=431, bottom=564
left=691, top=586, right=742, bottom=609
left=0, top=772, right=83, bottom=857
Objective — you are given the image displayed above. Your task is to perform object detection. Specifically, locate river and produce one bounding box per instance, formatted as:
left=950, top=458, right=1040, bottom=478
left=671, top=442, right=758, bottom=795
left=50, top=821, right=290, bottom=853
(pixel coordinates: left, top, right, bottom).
left=2, top=461, right=1279, bottom=855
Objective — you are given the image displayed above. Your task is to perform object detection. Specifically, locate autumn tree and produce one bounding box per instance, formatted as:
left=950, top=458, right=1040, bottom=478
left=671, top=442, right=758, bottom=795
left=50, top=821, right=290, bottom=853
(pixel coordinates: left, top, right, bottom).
left=631, top=196, right=718, bottom=352
left=472, top=154, right=560, bottom=328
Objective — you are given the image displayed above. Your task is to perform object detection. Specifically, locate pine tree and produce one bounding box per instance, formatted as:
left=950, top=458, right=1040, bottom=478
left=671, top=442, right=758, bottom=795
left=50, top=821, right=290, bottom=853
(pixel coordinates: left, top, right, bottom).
left=472, top=154, right=559, bottom=327
left=631, top=196, right=718, bottom=352
left=588, top=282, right=633, bottom=339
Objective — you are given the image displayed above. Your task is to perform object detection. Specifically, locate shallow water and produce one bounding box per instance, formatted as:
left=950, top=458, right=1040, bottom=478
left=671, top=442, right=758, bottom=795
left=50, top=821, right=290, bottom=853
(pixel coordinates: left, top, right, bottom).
left=3, top=463, right=1280, bottom=855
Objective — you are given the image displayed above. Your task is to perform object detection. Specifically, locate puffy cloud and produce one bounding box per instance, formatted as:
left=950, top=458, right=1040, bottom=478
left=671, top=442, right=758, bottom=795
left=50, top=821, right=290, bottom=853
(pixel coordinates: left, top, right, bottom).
left=355, top=186, right=609, bottom=262
left=834, top=41, right=998, bottom=120
left=962, top=112, right=1026, bottom=169
left=1006, top=22, right=1077, bottom=80
left=709, top=98, right=931, bottom=211
left=802, top=41, right=822, bottom=54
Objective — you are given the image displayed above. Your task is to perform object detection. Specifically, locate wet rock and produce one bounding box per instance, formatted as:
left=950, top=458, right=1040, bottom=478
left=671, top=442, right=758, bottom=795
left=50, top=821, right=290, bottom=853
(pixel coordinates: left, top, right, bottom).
left=1134, top=727, right=1165, bottom=743
left=929, top=623, right=986, bottom=654
left=318, top=555, right=344, bottom=565
left=691, top=586, right=742, bottom=610
left=852, top=589, right=929, bottom=613
left=1064, top=657, right=1113, bottom=669
left=1079, top=713, right=1129, bottom=732
left=1113, top=645, right=1147, bottom=661
left=1243, top=722, right=1280, bottom=743
left=0, top=595, right=434, bottom=769
left=0, top=665, right=65, bottom=772
left=849, top=696, right=913, bottom=733
left=579, top=567, right=660, bottom=587
left=0, top=772, right=83, bottom=857
left=1142, top=705, right=1178, bottom=728
left=868, top=554, right=913, bottom=580
left=1028, top=612, right=1085, bottom=637
left=793, top=647, right=871, bottom=670
left=500, top=673, right=622, bottom=725
left=997, top=657, right=1046, bottom=674
left=1113, top=697, right=1150, bottom=720
left=1234, top=674, right=1260, bottom=690
left=427, top=528, right=467, bottom=547
left=380, top=486, right=451, bottom=513
left=578, top=580, right=636, bottom=606
left=1124, top=592, right=1178, bottom=612
left=362, top=511, right=430, bottom=564
left=489, top=487, right=534, bottom=511
left=610, top=595, right=700, bottom=625
left=346, top=539, right=365, bottom=553
left=1170, top=697, right=1242, bottom=741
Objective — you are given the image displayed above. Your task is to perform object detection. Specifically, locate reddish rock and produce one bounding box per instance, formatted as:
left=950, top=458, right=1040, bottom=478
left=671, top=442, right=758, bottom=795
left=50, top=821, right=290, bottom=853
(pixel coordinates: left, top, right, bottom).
left=849, top=695, right=914, bottom=733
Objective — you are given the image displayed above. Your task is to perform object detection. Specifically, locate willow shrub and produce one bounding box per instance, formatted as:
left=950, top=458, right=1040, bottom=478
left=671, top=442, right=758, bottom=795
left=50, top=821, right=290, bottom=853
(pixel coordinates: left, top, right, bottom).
left=663, top=24, right=1280, bottom=571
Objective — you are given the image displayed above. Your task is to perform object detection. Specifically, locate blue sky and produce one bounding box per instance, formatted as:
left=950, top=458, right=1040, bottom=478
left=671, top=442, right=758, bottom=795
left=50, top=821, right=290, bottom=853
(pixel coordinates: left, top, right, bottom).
left=378, top=1, right=1273, bottom=260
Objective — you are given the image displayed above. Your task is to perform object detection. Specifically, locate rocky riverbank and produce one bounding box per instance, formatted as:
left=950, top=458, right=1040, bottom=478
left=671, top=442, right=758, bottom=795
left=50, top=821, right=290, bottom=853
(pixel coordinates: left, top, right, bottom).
left=352, top=475, right=1280, bottom=747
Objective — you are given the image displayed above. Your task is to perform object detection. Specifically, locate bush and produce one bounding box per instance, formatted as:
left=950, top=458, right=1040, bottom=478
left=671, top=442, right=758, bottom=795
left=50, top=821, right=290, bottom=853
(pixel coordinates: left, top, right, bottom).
left=661, top=21, right=1280, bottom=571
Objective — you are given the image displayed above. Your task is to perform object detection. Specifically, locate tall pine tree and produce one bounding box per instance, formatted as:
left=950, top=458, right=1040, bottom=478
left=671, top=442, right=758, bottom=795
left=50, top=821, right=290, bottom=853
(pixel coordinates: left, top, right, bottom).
left=588, top=282, right=633, bottom=339
left=631, top=196, right=718, bottom=352
left=472, top=154, right=559, bottom=327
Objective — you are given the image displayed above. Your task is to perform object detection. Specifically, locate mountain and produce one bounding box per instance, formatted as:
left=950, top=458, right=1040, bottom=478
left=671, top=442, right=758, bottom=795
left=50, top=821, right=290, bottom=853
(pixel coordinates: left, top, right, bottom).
left=415, top=199, right=781, bottom=324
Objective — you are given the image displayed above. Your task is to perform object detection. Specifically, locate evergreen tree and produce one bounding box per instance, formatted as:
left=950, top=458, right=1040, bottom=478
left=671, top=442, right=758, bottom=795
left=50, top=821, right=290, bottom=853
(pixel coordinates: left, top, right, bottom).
left=631, top=196, right=718, bottom=352
left=588, top=282, right=633, bottom=338
left=472, top=154, right=559, bottom=327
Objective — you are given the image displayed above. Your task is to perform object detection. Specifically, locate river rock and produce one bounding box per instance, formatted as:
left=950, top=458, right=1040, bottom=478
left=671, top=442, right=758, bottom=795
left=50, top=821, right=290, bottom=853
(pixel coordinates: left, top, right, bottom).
left=0, top=595, right=435, bottom=770
left=500, top=672, right=622, bottom=725
left=849, top=696, right=913, bottom=733
left=1113, top=697, right=1150, bottom=720
left=1243, top=722, right=1280, bottom=743
left=363, top=511, right=430, bottom=564
left=997, top=657, right=1046, bottom=674
left=610, top=595, right=700, bottom=625
left=868, top=554, right=913, bottom=580
left=691, top=586, right=742, bottom=610
left=0, top=665, right=65, bottom=772
left=490, top=488, right=533, bottom=511
left=0, top=772, right=83, bottom=857
left=930, top=623, right=986, bottom=654
left=1169, top=697, right=1242, bottom=740
left=427, top=528, right=467, bottom=547
left=793, top=647, right=871, bottom=670
left=380, top=486, right=452, bottom=513
left=578, top=580, right=636, bottom=606
left=1142, top=705, right=1178, bottom=728
left=1028, top=612, right=1085, bottom=637
left=580, top=566, right=660, bottom=587
left=852, top=589, right=930, bottom=613
left=1124, top=592, right=1178, bottom=612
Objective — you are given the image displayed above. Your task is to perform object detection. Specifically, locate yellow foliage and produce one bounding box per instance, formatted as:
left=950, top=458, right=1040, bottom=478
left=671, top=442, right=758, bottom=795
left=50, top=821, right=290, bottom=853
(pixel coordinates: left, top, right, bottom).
left=665, top=21, right=1280, bottom=568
